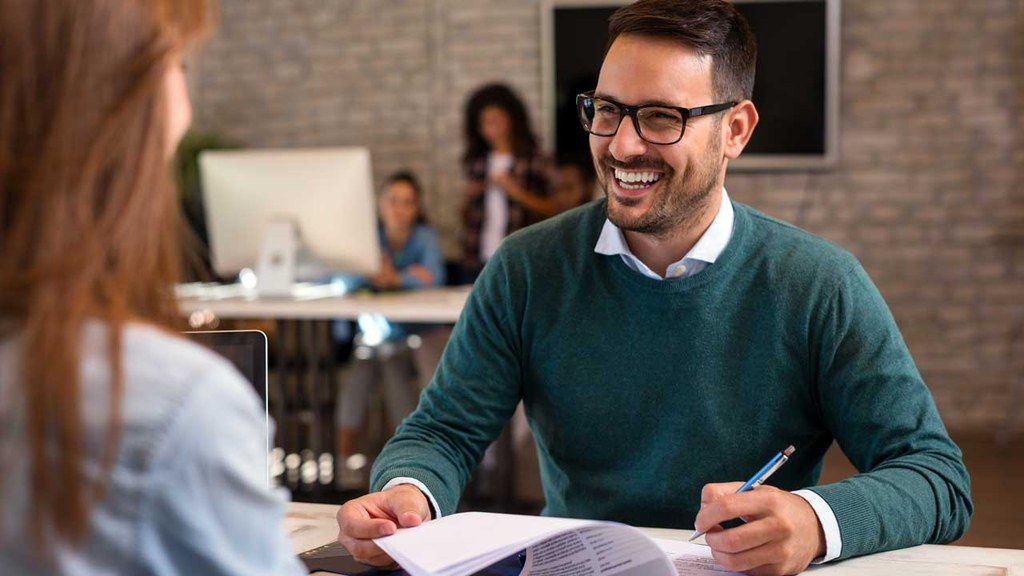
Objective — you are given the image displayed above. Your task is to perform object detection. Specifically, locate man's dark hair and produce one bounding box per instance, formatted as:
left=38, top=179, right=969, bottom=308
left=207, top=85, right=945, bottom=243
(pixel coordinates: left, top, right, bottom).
left=607, top=0, right=757, bottom=101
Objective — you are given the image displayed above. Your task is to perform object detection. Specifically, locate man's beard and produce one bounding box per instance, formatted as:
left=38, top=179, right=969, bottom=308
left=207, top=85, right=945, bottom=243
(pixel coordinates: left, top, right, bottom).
left=598, top=136, right=723, bottom=239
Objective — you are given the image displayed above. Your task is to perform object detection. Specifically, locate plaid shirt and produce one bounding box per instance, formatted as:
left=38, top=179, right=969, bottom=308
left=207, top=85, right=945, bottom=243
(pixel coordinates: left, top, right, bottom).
left=460, top=152, right=555, bottom=279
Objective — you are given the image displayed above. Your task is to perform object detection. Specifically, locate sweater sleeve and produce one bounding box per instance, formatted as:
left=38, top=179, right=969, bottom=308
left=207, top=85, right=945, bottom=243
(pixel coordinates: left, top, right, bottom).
left=806, top=259, right=973, bottom=560
left=369, top=250, right=522, bottom=515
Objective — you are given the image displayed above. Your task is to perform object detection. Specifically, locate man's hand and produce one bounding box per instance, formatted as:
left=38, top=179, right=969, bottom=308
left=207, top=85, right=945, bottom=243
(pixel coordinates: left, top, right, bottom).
left=694, top=482, right=826, bottom=576
left=336, top=484, right=432, bottom=567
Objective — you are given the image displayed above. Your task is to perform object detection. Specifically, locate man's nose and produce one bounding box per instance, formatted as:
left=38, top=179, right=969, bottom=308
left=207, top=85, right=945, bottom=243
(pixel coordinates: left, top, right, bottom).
left=607, top=115, right=648, bottom=161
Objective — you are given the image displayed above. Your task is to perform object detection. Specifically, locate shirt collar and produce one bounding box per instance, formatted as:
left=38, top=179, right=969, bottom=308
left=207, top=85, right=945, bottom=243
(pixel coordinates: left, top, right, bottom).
left=594, top=188, right=734, bottom=268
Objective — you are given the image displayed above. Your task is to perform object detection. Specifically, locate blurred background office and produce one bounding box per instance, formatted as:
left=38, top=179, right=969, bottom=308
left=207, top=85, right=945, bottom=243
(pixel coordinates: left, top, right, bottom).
left=175, top=0, right=1022, bottom=550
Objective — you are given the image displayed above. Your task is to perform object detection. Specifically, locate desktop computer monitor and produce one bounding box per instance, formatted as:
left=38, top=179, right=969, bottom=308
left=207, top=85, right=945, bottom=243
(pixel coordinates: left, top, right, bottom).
left=199, top=147, right=380, bottom=287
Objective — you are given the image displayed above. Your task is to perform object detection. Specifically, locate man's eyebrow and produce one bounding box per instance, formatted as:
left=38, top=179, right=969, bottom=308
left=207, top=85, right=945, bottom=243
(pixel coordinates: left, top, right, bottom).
left=592, top=92, right=684, bottom=109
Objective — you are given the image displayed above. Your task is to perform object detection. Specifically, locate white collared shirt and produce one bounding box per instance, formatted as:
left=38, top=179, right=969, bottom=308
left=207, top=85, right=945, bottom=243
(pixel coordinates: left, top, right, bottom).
left=595, top=188, right=735, bottom=279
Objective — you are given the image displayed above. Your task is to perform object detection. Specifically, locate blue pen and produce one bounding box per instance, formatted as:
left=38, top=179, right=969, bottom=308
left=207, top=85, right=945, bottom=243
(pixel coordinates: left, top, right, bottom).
left=689, top=445, right=796, bottom=542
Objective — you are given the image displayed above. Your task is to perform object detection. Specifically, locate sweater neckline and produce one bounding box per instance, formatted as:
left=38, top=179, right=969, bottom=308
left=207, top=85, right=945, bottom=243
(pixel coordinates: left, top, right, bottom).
left=593, top=200, right=751, bottom=294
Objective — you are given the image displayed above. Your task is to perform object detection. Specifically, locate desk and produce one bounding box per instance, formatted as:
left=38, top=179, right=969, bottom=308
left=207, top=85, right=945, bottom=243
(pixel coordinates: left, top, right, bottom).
left=178, top=285, right=471, bottom=323
left=285, top=503, right=1024, bottom=575
left=178, top=286, right=471, bottom=497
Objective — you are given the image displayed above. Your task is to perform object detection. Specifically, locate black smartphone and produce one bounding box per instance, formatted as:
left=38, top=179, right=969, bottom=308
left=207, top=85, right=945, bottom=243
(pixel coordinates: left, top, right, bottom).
left=300, top=541, right=397, bottom=575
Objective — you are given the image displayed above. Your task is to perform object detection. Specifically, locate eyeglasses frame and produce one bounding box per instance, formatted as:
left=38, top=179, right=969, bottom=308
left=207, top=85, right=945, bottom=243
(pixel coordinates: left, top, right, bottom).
left=576, top=91, right=738, bottom=145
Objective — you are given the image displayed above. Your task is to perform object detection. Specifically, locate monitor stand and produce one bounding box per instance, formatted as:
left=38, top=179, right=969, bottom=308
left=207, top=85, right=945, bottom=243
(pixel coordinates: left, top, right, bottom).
left=255, top=218, right=333, bottom=298
left=256, top=218, right=298, bottom=297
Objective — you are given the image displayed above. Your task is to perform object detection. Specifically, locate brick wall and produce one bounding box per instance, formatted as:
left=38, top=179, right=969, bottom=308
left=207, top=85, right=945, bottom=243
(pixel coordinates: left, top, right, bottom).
left=189, top=0, right=1024, bottom=435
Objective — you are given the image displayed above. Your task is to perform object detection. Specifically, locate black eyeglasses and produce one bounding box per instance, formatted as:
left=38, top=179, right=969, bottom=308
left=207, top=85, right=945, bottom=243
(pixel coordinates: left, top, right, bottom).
left=576, top=91, right=737, bottom=145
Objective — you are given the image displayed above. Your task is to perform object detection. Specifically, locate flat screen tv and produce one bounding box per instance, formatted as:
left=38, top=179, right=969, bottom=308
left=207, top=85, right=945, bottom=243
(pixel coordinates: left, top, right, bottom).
left=542, top=0, right=841, bottom=170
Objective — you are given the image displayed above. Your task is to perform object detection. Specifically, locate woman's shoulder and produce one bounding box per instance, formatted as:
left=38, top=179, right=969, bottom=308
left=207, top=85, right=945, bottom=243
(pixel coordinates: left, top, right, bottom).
left=117, top=323, right=245, bottom=390
left=91, top=322, right=262, bottom=442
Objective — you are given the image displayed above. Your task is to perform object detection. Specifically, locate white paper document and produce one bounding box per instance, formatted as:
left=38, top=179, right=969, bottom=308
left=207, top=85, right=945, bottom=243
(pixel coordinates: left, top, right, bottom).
left=653, top=538, right=743, bottom=575
left=373, top=512, right=742, bottom=576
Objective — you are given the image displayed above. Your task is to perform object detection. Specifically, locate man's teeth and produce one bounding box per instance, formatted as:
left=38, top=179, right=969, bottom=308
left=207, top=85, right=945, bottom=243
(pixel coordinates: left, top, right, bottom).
left=614, top=168, right=662, bottom=189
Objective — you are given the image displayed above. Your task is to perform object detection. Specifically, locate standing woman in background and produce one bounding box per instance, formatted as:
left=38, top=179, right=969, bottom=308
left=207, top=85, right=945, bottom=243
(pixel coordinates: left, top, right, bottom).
left=460, top=83, right=557, bottom=282
left=0, top=1, right=305, bottom=574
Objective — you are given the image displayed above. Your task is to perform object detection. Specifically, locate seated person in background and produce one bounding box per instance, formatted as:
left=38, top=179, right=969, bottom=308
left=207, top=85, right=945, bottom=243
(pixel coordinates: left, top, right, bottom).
left=335, top=171, right=446, bottom=485
left=553, top=154, right=599, bottom=213
left=336, top=1, right=972, bottom=575
left=0, top=1, right=305, bottom=574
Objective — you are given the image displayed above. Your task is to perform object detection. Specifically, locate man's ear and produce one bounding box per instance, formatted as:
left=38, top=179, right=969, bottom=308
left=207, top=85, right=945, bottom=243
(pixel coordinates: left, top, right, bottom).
left=723, top=100, right=759, bottom=160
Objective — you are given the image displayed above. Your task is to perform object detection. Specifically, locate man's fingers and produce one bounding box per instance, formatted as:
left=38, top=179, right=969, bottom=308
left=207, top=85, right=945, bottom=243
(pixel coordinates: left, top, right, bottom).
left=398, top=510, right=424, bottom=528
left=335, top=487, right=432, bottom=568
left=338, top=502, right=398, bottom=539
left=700, top=481, right=746, bottom=504
left=704, top=517, right=776, bottom=554
left=340, top=536, right=395, bottom=567
left=336, top=513, right=399, bottom=567
left=709, top=540, right=782, bottom=574
left=747, top=564, right=789, bottom=576
left=386, top=486, right=431, bottom=528
left=695, top=489, right=776, bottom=533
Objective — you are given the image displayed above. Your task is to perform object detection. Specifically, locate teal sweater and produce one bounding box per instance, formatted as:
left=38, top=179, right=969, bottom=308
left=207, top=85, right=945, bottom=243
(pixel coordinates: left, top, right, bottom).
left=371, top=200, right=972, bottom=560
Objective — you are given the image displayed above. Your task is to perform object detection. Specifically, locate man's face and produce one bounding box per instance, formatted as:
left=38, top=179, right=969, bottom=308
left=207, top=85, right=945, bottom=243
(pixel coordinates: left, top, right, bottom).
left=591, top=35, right=727, bottom=236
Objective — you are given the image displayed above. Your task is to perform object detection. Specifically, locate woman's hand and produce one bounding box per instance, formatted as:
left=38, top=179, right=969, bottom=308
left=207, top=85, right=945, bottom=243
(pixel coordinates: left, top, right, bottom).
left=490, top=171, right=521, bottom=200
left=370, top=255, right=400, bottom=290
left=491, top=170, right=558, bottom=219
left=405, top=265, right=434, bottom=286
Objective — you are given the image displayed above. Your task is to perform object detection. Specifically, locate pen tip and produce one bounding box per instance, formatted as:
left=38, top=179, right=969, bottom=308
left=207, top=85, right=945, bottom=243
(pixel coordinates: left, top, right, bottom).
left=783, top=445, right=796, bottom=456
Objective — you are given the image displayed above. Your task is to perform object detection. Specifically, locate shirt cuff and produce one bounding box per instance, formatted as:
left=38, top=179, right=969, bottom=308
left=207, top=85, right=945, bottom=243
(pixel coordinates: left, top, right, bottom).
left=793, top=489, right=842, bottom=563
left=382, top=477, right=442, bottom=520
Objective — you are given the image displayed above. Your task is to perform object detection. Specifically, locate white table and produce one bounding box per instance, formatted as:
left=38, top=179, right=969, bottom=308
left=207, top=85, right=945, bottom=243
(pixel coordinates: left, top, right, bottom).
left=285, top=503, right=1024, bottom=575
left=177, top=285, right=471, bottom=323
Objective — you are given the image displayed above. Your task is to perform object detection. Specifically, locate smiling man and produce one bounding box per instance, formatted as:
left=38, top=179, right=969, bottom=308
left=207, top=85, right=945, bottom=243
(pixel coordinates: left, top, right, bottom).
left=336, top=1, right=972, bottom=574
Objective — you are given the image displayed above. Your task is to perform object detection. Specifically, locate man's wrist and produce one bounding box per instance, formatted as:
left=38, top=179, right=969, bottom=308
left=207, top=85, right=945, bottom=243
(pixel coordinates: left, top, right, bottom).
left=792, top=489, right=842, bottom=563
left=812, top=506, right=827, bottom=559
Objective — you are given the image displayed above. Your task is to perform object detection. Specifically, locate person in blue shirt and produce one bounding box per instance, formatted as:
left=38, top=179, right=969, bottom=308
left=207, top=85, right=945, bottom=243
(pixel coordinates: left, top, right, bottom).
left=365, top=171, right=445, bottom=292
left=335, top=171, right=446, bottom=485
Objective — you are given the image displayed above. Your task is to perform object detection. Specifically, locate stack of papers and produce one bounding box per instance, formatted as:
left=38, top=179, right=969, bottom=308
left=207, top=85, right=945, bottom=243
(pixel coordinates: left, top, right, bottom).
left=373, top=512, right=741, bottom=576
